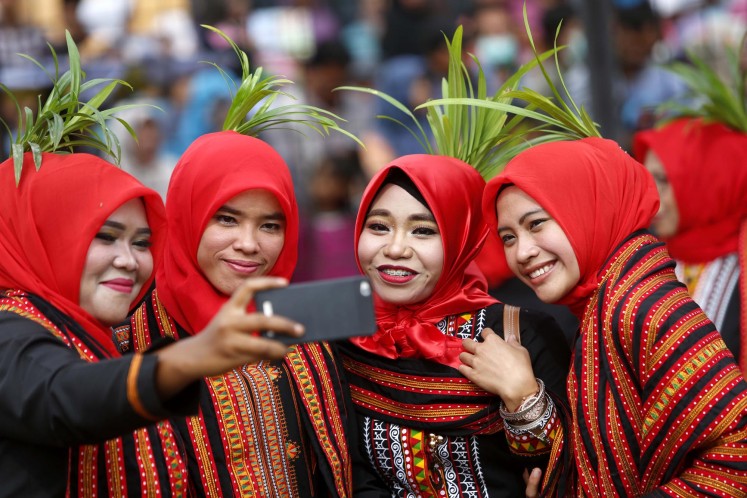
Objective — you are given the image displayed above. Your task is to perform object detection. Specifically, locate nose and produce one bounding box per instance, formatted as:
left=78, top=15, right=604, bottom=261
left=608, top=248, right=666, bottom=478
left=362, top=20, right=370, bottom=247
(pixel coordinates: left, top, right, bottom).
left=382, top=231, right=412, bottom=260
left=113, top=244, right=138, bottom=271
left=232, top=226, right=260, bottom=253
left=515, top=235, right=539, bottom=263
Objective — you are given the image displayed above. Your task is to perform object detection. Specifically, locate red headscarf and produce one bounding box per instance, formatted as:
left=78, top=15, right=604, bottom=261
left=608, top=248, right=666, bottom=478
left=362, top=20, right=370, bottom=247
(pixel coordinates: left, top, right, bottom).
left=482, top=138, right=659, bottom=315
left=351, top=155, right=497, bottom=368
left=0, top=152, right=166, bottom=357
left=633, top=118, right=747, bottom=263
left=156, top=131, right=299, bottom=334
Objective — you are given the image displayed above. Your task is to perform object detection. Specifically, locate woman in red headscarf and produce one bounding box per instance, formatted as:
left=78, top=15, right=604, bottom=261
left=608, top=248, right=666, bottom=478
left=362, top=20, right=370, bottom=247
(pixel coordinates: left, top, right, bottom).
left=472, top=137, right=747, bottom=496
left=634, top=118, right=747, bottom=370
left=123, top=130, right=361, bottom=498
left=339, top=154, right=571, bottom=497
left=0, top=151, right=299, bottom=497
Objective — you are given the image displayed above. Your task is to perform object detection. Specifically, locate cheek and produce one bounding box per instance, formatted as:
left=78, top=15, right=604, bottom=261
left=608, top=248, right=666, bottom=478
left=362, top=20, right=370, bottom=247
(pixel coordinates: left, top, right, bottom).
left=356, top=233, right=375, bottom=267
left=261, top=232, right=286, bottom=265
left=136, top=251, right=154, bottom=283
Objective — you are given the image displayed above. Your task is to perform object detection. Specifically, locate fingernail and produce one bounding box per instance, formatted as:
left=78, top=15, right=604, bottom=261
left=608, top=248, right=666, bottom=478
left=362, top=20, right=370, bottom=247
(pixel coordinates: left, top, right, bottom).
left=294, top=324, right=304, bottom=334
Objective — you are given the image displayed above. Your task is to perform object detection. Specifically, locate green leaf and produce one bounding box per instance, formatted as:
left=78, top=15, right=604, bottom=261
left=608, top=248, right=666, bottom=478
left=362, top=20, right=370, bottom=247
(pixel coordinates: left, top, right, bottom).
left=12, top=143, right=24, bottom=185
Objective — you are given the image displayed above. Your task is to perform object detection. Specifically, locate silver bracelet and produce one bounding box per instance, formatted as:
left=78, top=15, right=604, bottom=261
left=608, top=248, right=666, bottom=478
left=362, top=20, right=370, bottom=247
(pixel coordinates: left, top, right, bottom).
left=499, top=378, right=545, bottom=422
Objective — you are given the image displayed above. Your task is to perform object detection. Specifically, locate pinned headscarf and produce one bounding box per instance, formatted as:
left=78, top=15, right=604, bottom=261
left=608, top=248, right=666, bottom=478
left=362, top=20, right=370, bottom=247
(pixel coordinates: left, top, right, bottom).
left=483, top=138, right=659, bottom=314
left=633, top=118, right=747, bottom=263
left=351, top=155, right=497, bottom=368
left=0, top=32, right=166, bottom=357
left=155, top=26, right=355, bottom=334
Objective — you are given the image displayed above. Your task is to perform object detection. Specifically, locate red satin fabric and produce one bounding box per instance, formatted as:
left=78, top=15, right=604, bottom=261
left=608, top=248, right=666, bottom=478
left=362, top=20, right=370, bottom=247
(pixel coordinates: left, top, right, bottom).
left=351, top=154, right=497, bottom=368
left=633, top=118, right=747, bottom=263
left=0, top=152, right=166, bottom=357
left=156, top=131, right=299, bottom=334
left=482, top=138, right=659, bottom=315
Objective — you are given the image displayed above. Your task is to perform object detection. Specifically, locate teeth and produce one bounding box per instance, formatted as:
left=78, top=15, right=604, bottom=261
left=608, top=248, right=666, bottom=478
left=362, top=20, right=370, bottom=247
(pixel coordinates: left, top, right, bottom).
left=529, top=264, right=553, bottom=279
left=382, top=268, right=413, bottom=277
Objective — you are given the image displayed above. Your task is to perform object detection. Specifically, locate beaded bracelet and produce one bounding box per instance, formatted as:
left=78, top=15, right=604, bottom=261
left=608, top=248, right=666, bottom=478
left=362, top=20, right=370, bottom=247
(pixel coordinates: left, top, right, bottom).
left=499, top=378, right=546, bottom=422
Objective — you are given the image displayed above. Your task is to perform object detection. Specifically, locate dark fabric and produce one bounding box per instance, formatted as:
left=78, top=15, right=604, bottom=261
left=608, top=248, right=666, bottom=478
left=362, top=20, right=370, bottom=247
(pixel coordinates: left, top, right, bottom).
left=128, top=291, right=359, bottom=497
left=566, top=234, right=747, bottom=496
left=0, top=309, right=199, bottom=497
left=342, top=303, right=571, bottom=497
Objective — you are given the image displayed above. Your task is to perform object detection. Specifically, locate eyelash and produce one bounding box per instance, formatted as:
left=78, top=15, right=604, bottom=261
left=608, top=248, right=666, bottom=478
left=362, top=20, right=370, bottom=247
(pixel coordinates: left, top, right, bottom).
left=365, top=222, right=437, bottom=236
left=95, top=233, right=151, bottom=249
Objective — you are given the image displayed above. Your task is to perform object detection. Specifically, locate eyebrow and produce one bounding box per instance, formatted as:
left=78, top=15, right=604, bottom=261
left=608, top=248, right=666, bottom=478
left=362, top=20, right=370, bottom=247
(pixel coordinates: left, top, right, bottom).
left=102, top=220, right=151, bottom=235
left=497, top=208, right=545, bottom=232
left=216, top=205, right=286, bottom=221
left=366, top=209, right=435, bottom=223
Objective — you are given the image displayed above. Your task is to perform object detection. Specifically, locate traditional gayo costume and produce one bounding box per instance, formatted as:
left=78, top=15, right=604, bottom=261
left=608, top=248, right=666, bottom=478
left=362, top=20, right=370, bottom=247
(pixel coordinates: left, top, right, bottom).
left=122, top=131, right=355, bottom=497
left=0, top=153, right=197, bottom=496
left=340, top=155, right=571, bottom=497
left=483, top=137, right=747, bottom=496
left=634, top=118, right=747, bottom=369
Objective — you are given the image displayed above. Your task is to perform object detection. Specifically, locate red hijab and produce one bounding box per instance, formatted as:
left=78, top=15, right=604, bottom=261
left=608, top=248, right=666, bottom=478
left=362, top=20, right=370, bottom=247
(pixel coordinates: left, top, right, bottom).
left=482, top=138, right=659, bottom=315
left=352, top=155, right=497, bottom=368
left=157, top=131, right=299, bottom=334
left=633, top=118, right=747, bottom=263
left=0, top=152, right=166, bottom=357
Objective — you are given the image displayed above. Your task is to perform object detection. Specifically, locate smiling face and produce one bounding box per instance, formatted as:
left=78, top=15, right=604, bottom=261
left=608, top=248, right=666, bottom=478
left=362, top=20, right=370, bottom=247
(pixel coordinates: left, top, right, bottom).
left=643, top=149, right=679, bottom=239
left=197, top=189, right=286, bottom=295
left=79, top=198, right=154, bottom=325
left=357, top=183, right=444, bottom=305
left=495, top=186, right=580, bottom=304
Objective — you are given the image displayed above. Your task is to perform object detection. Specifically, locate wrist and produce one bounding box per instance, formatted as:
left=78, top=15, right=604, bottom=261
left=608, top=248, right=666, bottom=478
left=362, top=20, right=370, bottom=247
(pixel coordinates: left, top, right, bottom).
left=503, top=379, right=541, bottom=412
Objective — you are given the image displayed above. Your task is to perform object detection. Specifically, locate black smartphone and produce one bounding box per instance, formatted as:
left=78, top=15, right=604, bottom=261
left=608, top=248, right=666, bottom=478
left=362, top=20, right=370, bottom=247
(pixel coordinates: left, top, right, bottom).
left=254, top=275, right=377, bottom=344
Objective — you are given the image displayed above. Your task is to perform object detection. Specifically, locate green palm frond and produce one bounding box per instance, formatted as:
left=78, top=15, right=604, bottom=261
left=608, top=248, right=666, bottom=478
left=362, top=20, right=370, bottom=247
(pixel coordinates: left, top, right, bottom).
left=201, top=25, right=361, bottom=146
left=339, top=24, right=557, bottom=179
left=656, top=38, right=747, bottom=132
left=1, top=31, right=139, bottom=185
left=421, top=5, right=600, bottom=150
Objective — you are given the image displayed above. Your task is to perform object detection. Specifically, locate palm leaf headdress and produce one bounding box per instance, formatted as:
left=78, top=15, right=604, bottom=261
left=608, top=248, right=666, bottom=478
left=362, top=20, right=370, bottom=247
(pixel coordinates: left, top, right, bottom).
left=655, top=35, right=747, bottom=132
left=1, top=31, right=143, bottom=185
left=337, top=5, right=600, bottom=180
left=200, top=24, right=360, bottom=145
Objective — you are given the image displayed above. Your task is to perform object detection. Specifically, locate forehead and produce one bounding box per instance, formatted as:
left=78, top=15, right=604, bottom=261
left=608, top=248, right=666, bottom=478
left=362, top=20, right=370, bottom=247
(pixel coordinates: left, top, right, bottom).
left=106, top=198, right=149, bottom=225
left=495, top=186, right=543, bottom=221
left=222, top=188, right=282, bottom=213
left=368, top=183, right=432, bottom=217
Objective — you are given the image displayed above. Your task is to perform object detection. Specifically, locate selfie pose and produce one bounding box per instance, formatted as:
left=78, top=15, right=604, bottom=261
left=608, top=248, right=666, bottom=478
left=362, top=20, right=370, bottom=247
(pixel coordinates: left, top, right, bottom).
left=476, top=137, right=747, bottom=496
left=0, top=34, right=308, bottom=496
left=340, top=155, right=571, bottom=497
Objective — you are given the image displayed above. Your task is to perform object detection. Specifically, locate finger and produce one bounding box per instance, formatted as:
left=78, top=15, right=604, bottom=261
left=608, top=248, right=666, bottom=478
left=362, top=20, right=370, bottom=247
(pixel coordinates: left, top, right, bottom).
left=524, top=468, right=542, bottom=498
left=229, top=276, right=288, bottom=310
left=481, top=327, right=503, bottom=342
left=461, top=337, right=478, bottom=353
left=505, top=331, right=521, bottom=346
left=233, top=334, right=290, bottom=361
left=237, top=313, right=304, bottom=337
left=458, top=351, right=475, bottom=368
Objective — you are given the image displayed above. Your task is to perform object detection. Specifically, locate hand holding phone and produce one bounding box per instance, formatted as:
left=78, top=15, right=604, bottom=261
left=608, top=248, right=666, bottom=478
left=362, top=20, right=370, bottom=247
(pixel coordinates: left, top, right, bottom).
left=254, top=275, right=377, bottom=344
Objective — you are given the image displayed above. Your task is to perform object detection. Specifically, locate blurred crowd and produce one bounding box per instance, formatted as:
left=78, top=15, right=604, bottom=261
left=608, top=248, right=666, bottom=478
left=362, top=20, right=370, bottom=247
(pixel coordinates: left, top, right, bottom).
left=1, top=0, right=746, bottom=282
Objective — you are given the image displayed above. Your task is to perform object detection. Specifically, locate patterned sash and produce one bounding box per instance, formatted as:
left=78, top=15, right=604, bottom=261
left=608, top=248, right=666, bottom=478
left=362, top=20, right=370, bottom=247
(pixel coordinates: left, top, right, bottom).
left=565, top=234, right=747, bottom=496
left=340, top=309, right=503, bottom=436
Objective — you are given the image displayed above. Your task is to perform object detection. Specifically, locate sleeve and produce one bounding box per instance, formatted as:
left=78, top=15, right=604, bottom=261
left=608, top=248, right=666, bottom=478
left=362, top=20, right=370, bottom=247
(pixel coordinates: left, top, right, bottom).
left=489, top=305, right=574, bottom=495
left=0, top=312, right=200, bottom=446
left=633, top=288, right=747, bottom=496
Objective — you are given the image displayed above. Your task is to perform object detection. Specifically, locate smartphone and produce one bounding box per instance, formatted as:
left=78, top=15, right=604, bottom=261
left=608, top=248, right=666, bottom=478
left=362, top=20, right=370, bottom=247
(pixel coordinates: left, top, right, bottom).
left=254, top=275, right=377, bottom=345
